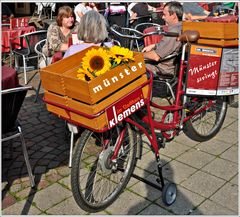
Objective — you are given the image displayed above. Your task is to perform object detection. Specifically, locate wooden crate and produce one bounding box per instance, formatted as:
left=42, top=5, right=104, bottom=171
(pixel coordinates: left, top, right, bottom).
left=44, top=74, right=149, bottom=131
left=40, top=46, right=146, bottom=104
left=183, top=22, right=238, bottom=46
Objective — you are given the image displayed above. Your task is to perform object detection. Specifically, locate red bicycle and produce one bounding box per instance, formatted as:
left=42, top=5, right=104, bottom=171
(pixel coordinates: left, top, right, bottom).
left=46, top=26, right=232, bottom=212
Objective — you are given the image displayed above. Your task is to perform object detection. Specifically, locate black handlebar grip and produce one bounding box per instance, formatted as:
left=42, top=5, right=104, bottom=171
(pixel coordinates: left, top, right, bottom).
left=163, top=32, right=179, bottom=37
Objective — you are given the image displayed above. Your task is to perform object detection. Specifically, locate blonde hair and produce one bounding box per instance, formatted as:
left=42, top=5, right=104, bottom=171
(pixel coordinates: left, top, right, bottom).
left=77, top=10, right=108, bottom=43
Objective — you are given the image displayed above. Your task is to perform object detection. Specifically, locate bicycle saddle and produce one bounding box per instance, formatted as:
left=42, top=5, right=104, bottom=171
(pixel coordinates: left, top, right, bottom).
left=177, top=30, right=200, bottom=43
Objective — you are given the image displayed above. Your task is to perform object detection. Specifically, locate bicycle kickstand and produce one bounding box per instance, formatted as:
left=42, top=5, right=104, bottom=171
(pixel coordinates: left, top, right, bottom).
left=156, top=155, right=165, bottom=189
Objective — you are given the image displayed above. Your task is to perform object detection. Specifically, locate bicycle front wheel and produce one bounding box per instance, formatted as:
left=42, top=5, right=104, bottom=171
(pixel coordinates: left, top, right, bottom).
left=183, top=96, right=227, bottom=142
left=71, top=123, right=137, bottom=212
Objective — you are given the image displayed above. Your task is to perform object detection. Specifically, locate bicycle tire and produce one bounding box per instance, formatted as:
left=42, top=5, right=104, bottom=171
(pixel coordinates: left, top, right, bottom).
left=71, top=123, right=137, bottom=212
left=183, top=96, right=227, bottom=142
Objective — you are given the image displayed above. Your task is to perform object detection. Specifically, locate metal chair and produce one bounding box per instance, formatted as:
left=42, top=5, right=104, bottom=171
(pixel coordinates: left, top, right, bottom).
left=133, top=22, right=161, bottom=51
left=34, top=38, right=50, bottom=102
left=10, top=30, right=47, bottom=84
left=2, top=86, right=35, bottom=187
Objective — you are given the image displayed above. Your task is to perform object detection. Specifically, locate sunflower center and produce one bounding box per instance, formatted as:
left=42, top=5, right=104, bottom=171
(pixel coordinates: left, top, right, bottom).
left=90, top=56, right=105, bottom=71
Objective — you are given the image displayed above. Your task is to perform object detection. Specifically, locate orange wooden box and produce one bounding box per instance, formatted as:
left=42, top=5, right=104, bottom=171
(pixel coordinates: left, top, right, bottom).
left=183, top=22, right=238, bottom=46
left=44, top=74, right=149, bottom=131
left=40, top=46, right=146, bottom=105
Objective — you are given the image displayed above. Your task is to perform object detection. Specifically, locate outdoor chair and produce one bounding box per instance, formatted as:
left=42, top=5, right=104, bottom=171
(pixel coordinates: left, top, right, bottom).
left=34, top=38, right=50, bottom=102
left=2, top=86, right=35, bottom=187
left=133, top=22, right=161, bottom=51
left=10, top=30, right=47, bottom=84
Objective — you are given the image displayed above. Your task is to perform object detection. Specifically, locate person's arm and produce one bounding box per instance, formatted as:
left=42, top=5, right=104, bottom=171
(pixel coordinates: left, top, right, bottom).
left=47, top=24, right=68, bottom=54
left=142, top=44, right=156, bottom=52
left=143, top=50, right=160, bottom=61
left=142, top=44, right=161, bottom=61
left=184, top=13, right=208, bottom=21
left=59, top=43, right=68, bottom=51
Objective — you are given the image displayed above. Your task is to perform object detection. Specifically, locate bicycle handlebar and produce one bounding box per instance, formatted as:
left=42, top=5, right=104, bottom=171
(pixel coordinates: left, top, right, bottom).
left=109, top=24, right=179, bottom=41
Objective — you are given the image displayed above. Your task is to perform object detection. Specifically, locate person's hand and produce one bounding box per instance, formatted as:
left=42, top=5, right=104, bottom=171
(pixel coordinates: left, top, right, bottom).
left=142, top=44, right=155, bottom=52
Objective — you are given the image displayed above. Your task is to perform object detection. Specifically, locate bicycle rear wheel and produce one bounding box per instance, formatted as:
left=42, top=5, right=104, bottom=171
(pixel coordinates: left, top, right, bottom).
left=183, top=96, right=227, bottom=142
left=71, top=123, right=137, bottom=212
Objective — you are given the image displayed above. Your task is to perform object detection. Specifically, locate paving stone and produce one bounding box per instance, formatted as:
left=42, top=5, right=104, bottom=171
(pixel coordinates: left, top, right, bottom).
left=160, top=141, right=191, bottom=159
left=21, top=180, right=31, bottom=188
left=138, top=203, right=172, bottom=215
left=46, top=197, right=87, bottom=215
left=229, top=175, right=238, bottom=185
left=127, top=166, right=152, bottom=188
left=48, top=160, right=61, bottom=168
left=195, top=138, right=232, bottom=156
left=37, top=179, right=51, bottom=190
left=191, top=199, right=236, bottom=215
left=181, top=171, right=225, bottom=198
left=130, top=178, right=162, bottom=202
left=41, top=146, right=55, bottom=153
left=31, top=152, right=46, bottom=159
left=15, top=187, right=36, bottom=199
left=9, top=183, right=22, bottom=193
left=201, top=158, right=238, bottom=181
left=32, top=183, right=72, bottom=211
left=215, top=128, right=238, bottom=144
left=210, top=182, right=238, bottom=212
left=106, top=190, right=151, bottom=214
left=2, top=194, right=17, bottom=209
left=57, top=165, right=71, bottom=177
left=8, top=168, right=22, bottom=177
left=2, top=181, right=8, bottom=190
left=220, top=145, right=238, bottom=163
left=226, top=120, right=238, bottom=132
left=46, top=173, right=63, bottom=183
left=176, top=149, right=215, bottom=169
left=37, top=159, right=51, bottom=166
left=174, top=132, right=200, bottom=147
left=222, top=115, right=237, bottom=129
left=58, top=176, right=71, bottom=190
left=11, top=161, right=25, bottom=169
left=2, top=199, right=41, bottom=215
left=34, top=166, right=47, bottom=174
left=162, top=160, right=197, bottom=184
left=136, top=151, right=171, bottom=173
left=155, top=185, right=205, bottom=215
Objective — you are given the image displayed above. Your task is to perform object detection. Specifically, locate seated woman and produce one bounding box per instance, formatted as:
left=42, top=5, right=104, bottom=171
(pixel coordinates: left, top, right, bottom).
left=64, top=10, right=112, bottom=58
left=41, top=6, right=79, bottom=66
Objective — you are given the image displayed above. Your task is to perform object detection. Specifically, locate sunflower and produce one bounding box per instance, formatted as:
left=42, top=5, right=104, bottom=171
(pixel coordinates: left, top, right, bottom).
left=77, top=68, right=94, bottom=81
left=109, top=46, right=134, bottom=64
left=81, top=48, right=111, bottom=77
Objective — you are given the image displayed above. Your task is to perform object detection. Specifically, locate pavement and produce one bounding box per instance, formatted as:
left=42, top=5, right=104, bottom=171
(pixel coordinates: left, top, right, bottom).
left=1, top=70, right=239, bottom=215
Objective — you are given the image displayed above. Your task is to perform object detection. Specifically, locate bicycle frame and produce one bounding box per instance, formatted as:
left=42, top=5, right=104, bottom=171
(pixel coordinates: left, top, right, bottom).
left=112, top=42, right=215, bottom=160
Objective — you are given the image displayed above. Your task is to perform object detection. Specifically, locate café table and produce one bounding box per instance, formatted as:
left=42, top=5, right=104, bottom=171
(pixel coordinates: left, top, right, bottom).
left=2, top=65, right=19, bottom=90
left=1, top=25, right=36, bottom=53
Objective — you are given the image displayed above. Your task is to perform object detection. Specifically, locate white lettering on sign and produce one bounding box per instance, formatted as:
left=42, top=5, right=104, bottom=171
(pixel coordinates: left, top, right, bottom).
left=93, top=61, right=144, bottom=93
left=188, top=61, right=217, bottom=76
left=196, top=70, right=218, bottom=83
left=109, top=98, right=145, bottom=128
